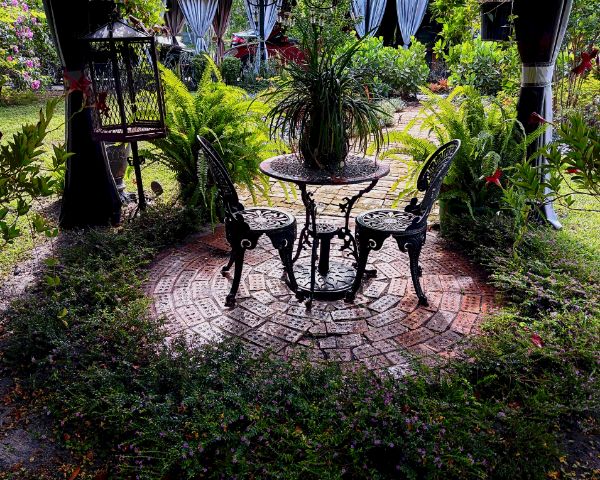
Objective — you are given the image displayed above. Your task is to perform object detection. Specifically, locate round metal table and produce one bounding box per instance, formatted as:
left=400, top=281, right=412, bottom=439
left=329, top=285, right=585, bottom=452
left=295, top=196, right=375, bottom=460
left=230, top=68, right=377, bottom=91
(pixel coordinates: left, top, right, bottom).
left=260, top=154, right=390, bottom=304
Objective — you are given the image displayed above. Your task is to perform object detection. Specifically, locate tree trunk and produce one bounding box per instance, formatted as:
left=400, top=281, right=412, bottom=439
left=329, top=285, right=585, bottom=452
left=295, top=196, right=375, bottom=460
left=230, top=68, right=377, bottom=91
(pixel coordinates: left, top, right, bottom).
left=42, top=0, right=122, bottom=228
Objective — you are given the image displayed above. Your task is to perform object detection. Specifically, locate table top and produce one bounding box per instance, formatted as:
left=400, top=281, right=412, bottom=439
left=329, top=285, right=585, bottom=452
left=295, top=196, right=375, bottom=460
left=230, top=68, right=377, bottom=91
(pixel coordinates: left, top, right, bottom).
left=260, top=154, right=390, bottom=186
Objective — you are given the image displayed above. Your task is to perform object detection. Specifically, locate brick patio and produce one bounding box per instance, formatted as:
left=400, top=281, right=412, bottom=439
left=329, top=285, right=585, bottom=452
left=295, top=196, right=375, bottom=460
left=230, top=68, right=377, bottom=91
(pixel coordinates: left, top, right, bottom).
left=145, top=104, right=498, bottom=375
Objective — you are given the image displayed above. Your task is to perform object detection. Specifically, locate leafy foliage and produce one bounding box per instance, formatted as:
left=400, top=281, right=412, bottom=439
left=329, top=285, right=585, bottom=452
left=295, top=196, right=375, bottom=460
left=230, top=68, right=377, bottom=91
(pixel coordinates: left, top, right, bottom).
left=444, top=38, right=520, bottom=96
left=220, top=56, right=242, bottom=86
left=114, top=0, right=165, bottom=26
left=0, top=0, right=58, bottom=98
left=505, top=112, right=600, bottom=217
left=380, top=87, right=543, bottom=218
left=430, top=0, right=479, bottom=52
left=266, top=19, right=384, bottom=170
left=145, top=59, right=271, bottom=216
left=344, top=36, right=430, bottom=98
left=3, top=201, right=598, bottom=479
left=0, top=96, right=69, bottom=243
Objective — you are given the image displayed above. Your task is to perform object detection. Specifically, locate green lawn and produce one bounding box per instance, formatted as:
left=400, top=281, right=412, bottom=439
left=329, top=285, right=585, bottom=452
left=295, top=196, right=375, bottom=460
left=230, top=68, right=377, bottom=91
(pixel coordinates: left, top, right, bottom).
left=558, top=195, right=600, bottom=271
left=0, top=98, right=178, bottom=279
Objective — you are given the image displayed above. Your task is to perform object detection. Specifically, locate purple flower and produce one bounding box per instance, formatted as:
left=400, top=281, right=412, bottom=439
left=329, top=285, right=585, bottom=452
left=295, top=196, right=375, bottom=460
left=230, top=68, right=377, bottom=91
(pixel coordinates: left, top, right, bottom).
left=31, top=79, right=41, bottom=91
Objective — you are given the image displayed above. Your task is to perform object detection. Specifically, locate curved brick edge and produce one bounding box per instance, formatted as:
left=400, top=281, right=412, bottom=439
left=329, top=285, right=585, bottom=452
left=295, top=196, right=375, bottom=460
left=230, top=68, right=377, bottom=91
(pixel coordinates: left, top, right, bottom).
left=144, top=225, right=497, bottom=376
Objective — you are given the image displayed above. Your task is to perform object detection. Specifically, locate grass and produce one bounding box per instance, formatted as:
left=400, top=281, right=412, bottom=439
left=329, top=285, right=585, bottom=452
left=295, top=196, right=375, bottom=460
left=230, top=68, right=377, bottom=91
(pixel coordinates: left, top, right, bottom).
left=558, top=195, right=600, bottom=271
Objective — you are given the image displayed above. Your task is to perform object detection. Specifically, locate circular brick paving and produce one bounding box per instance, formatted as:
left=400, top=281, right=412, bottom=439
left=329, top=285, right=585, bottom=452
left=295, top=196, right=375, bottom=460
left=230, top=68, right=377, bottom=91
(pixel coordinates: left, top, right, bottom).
left=146, top=224, right=497, bottom=376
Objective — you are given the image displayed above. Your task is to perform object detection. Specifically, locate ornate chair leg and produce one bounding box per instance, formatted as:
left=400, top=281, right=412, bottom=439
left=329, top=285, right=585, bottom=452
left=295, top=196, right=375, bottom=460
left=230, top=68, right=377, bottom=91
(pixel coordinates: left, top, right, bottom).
left=225, top=241, right=248, bottom=308
left=222, top=251, right=235, bottom=274
left=405, top=239, right=428, bottom=306
left=346, top=231, right=375, bottom=303
left=268, top=227, right=298, bottom=293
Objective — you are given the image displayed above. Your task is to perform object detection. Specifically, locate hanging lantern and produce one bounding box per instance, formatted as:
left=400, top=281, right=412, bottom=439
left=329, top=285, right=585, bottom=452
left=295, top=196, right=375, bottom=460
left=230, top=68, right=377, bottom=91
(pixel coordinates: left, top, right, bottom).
left=82, top=19, right=167, bottom=210
left=480, top=0, right=513, bottom=41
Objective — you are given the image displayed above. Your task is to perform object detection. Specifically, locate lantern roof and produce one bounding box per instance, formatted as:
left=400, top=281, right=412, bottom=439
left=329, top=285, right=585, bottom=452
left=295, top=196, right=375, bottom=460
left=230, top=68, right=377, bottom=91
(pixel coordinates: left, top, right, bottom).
left=85, top=19, right=150, bottom=40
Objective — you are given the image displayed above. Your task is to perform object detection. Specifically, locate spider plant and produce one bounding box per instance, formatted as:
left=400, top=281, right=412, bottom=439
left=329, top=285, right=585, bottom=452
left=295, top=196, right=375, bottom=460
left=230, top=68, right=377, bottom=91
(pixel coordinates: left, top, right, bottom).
left=266, top=22, right=385, bottom=171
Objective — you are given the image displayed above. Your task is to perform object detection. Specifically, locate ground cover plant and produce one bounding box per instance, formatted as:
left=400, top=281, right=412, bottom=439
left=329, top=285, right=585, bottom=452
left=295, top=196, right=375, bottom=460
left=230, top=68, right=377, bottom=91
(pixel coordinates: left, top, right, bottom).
left=1, top=193, right=598, bottom=479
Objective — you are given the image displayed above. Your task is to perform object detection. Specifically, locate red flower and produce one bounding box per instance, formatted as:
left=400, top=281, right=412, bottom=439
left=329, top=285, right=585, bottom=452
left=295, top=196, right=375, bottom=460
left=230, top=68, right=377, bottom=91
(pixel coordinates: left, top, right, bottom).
left=530, top=333, right=544, bottom=348
left=93, top=91, right=110, bottom=117
left=528, top=112, right=550, bottom=126
left=485, top=169, right=503, bottom=188
left=571, top=48, right=599, bottom=76
left=64, top=71, right=92, bottom=99
left=566, top=167, right=581, bottom=174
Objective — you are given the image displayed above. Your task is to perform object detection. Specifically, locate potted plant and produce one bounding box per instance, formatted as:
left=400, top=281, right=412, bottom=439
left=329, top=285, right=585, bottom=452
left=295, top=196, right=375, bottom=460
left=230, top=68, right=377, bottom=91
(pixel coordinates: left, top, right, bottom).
left=266, top=18, right=384, bottom=171
left=480, top=0, right=513, bottom=42
left=103, top=141, right=130, bottom=198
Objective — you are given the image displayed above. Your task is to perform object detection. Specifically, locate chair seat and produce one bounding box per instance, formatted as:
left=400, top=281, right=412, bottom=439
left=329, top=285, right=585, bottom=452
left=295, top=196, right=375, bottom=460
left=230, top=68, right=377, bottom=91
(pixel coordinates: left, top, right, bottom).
left=356, top=209, right=422, bottom=233
left=238, top=207, right=295, bottom=232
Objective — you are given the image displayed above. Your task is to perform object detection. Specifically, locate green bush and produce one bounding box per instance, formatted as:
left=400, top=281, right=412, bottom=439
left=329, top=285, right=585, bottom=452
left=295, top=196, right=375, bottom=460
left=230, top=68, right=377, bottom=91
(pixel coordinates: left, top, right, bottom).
left=0, top=0, right=58, bottom=98
left=345, top=36, right=430, bottom=98
left=445, top=38, right=520, bottom=96
left=220, top=56, right=242, bottom=86
left=0, top=96, right=69, bottom=243
left=379, top=87, right=543, bottom=219
left=146, top=61, right=271, bottom=217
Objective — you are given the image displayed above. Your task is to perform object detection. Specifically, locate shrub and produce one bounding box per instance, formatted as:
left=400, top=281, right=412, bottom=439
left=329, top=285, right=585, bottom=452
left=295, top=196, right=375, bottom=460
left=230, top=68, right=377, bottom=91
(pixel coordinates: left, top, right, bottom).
left=0, top=97, right=69, bottom=243
left=379, top=87, right=543, bottom=219
left=0, top=0, right=57, bottom=98
left=375, top=98, right=405, bottom=127
left=146, top=61, right=271, bottom=217
left=445, top=38, right=520, bottom=96
left=345, top=36, right=430, bottom=98
left=430, top=0, right=479, bottom=52
left=220, top=56, right=242, bottom=85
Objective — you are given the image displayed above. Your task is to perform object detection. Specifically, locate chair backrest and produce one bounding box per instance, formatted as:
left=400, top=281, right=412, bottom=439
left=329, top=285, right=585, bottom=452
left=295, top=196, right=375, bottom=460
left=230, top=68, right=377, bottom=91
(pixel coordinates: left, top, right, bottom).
left=197, top=135, right=244, bottom=216
left=408, top=139, right=461, bottom=227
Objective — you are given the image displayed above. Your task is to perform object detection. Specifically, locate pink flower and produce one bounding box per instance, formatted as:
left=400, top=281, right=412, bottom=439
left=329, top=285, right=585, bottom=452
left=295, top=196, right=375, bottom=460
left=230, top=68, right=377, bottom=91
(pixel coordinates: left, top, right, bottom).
left=21, top=2, right=28, bottom=10
left=7, top=56, right=13, bottom=62
left=25, top=59, right=33, bottom=68
left=31, top=79, right=41, bottom=90
left=11, top=0, right=18, bottom=5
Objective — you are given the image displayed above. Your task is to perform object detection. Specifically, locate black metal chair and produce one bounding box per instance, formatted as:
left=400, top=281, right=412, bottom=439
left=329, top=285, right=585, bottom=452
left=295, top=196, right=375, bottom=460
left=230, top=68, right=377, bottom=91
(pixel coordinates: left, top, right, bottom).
left=346, top=140, right=461, bottom=306
left=198, top=136, right=298, bottom=307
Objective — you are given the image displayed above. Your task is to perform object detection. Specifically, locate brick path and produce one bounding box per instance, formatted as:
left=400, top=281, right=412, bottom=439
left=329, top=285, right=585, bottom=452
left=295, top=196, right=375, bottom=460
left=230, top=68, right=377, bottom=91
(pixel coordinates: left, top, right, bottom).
left=145, top=104, right=498, bottom=375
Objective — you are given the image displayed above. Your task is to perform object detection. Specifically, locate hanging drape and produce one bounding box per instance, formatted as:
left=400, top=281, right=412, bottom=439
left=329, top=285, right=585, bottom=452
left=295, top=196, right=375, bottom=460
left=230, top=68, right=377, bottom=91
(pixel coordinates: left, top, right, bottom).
left=164, top=0, right=186, bottom=44
left=514, top=0, right=573, bottom=229
left=213, top=0, right=233, bottom=65
left=396, top=0, right=428, bottom=46
left=243, top=0, right=282, bottom=65
left=243, top=0, right=282, bottom=38
left=179, top=0, right=219, bottom=52
left=351, top=0, right=387, bottom=37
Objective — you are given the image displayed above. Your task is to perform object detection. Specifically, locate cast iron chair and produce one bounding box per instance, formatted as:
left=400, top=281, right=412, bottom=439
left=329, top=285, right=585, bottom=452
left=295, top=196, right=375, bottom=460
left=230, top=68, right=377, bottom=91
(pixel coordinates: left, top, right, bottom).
left=198, top=136, right=298, bottom=307
left=346, top=140, right=461, bottom=306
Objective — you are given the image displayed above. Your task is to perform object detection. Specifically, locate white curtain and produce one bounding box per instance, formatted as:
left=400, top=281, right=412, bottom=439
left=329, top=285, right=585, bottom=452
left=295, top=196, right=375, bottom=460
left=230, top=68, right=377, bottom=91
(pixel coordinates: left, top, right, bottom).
left=243, top=0, right=282, bottom=66
left=179, top=0, right=219, bottom=53
left=396, top=0, right=428, bottom=46
left=244, top=0, right=282, bottom=41
left=351, top=0, right=387, bottom=37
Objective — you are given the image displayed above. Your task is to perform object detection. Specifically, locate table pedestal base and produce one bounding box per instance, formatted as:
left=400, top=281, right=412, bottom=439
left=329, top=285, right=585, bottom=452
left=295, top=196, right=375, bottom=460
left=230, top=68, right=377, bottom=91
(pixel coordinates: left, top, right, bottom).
left=294, top=260, right=356, bottom=300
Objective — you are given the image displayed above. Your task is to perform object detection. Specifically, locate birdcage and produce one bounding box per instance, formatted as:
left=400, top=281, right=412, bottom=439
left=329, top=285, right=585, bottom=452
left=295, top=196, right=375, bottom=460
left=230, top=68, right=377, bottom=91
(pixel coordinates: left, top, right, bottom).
left=83, top=19, right=166, bottom=142
left=83, top=19, right=166, bottom=211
